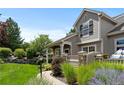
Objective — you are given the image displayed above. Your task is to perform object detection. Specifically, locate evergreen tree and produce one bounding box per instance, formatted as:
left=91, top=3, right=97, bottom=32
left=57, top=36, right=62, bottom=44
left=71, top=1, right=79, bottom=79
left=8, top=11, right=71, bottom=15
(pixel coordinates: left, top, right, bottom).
left=5, top=17, right=24, bottom=51
left=66, top=28, right=76, bottom=36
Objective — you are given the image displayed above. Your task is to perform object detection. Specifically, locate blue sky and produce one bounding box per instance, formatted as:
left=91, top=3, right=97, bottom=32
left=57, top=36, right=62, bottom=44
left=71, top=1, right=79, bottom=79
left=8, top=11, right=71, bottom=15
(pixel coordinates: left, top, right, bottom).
left=0, top=8, right=124, bottom=42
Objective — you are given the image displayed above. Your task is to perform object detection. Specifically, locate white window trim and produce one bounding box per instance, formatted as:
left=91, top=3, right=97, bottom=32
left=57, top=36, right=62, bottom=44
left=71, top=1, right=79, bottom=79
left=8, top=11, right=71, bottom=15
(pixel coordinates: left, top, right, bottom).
left=114, top=37, right=124, bottom=51
left=81, top=19, right=93, bottom=37
left=81, top=44, right=96, bottom=53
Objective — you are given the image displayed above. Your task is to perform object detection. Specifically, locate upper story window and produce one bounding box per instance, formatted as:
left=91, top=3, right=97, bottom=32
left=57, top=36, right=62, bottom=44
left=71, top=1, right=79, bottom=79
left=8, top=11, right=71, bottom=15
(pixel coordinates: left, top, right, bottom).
left=79, top=19, right=93, bottom=37
left=80, top=25, right=83, bottom=37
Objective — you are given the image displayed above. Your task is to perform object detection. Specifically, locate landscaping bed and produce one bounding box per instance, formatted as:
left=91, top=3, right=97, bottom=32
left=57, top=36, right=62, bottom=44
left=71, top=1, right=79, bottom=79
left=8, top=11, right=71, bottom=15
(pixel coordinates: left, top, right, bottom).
left=51, top=59, right=124, bottom=85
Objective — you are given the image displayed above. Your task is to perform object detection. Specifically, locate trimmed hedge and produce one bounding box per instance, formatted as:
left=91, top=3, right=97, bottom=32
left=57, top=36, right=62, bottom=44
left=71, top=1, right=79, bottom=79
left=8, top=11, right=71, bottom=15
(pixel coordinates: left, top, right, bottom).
left=0, top=47, right=12, bottom=58
left=0, top=58, right=5, bottom=64
left=14, top=48, right=26, bottom=58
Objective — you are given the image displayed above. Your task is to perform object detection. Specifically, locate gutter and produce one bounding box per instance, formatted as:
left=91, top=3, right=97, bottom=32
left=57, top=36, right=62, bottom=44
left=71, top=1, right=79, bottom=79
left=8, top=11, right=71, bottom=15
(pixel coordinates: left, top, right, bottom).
left=107, top=30, right=124, bottom=36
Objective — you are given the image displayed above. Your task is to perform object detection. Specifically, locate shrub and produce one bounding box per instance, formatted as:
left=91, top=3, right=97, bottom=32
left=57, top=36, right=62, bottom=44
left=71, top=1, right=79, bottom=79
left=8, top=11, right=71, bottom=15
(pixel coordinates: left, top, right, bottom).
left=26, top=48, right=36, bottom=59
left=61, top=63, right=76, bottom=84
left=77, top=65, right=95, bottom=85
left=43, top=63, right=52, bottom=71
left=0, top=58, right=4, bottom=64
left=102, top=54, right=109, bottom=59
left=51, top=57, right=65, bottom=76
left=14, top=48, right=26, bottom=58
left=76, top=62, right=124, bottom=85
left=89, top=69, right=124, bottom=85
left=0, top=47, right=12, bottom=58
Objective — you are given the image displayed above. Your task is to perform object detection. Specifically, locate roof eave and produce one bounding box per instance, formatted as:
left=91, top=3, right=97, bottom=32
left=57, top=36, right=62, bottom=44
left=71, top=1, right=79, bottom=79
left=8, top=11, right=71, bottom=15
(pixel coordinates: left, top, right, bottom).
left=107, top=30, right=124, bottom=36
left=73, top=8, right=101, bottom=27
left=101, top=12, right=117, bottom=24
left=73, top=9, right=117, bottom=28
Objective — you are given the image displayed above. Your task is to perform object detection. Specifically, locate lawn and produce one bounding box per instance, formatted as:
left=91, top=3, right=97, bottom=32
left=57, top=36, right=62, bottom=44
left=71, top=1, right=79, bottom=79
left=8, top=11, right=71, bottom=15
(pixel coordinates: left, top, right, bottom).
left=0, top=63, right=39, bottom=85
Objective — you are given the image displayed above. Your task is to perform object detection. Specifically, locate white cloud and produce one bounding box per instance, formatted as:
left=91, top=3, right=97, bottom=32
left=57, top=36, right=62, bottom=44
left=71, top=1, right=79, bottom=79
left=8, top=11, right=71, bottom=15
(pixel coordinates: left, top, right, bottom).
left=21, top=28, right=68, bottom=42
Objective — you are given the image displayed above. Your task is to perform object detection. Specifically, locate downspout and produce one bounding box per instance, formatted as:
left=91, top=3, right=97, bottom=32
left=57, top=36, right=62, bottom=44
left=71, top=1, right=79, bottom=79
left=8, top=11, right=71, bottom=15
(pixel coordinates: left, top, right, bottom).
left=98, top=13, right=104, bottom=53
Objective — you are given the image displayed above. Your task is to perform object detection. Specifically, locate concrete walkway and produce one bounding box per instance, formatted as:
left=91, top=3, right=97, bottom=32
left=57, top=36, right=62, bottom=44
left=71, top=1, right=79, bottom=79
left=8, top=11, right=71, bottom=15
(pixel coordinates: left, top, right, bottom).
left=41, top=71, right=67, bottom=85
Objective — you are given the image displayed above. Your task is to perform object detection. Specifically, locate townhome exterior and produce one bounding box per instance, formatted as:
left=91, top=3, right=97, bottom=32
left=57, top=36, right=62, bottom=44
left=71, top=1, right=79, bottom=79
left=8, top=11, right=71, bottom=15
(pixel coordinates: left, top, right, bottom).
left=48, top=8, right=124, bottom=60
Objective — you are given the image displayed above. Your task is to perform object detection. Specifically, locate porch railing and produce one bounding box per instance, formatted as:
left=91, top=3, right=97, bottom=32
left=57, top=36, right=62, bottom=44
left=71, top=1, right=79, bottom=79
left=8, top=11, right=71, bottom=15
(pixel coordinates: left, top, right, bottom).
left=97, top=59, right=124, bottom=64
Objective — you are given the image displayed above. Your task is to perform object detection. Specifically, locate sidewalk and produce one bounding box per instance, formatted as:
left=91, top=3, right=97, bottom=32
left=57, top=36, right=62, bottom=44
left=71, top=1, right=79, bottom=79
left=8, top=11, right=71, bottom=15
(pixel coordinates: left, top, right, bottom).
left=41, top=71, right=67, bottom=85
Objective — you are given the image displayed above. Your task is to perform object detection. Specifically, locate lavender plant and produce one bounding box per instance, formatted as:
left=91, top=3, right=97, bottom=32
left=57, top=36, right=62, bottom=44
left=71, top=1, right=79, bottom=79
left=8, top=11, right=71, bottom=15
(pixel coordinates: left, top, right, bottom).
left=89, top=69, right=124, bottom=85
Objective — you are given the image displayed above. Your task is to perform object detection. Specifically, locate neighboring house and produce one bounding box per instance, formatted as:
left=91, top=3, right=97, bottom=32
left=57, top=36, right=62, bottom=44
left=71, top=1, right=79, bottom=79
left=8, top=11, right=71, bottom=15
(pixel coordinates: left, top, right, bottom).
left=48, top=8, right=124, bottom=60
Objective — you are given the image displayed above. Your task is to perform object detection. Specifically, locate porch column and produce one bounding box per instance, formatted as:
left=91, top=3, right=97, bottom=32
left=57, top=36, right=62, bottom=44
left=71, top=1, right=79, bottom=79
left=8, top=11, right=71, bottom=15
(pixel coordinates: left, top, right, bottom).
left=53, top=47, right=55, bottom=56
left=60, top=44, right=64, bottom=56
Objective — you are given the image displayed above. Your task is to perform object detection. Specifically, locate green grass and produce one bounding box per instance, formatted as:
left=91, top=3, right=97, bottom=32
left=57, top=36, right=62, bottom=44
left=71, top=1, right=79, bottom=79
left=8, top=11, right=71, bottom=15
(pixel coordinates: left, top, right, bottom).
left=0, top=63, right=39, bottom=85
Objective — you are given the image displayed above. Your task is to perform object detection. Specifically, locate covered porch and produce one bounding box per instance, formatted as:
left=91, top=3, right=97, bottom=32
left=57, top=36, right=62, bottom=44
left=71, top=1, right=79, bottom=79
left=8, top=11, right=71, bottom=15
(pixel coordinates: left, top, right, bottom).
left=50, top=41, right=72, bottom=57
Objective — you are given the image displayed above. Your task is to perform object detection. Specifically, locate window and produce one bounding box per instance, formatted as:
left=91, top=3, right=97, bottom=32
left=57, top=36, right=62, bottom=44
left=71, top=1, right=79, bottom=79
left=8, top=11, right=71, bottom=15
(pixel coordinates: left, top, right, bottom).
left=80, top=25, right=83, bottom=37
left=89, top=46, right=95, bottom=52
left=115, top=38, right=124, bottom=51
left=64, top=48, right=70, bottom=54
left=80, top=19, right=93, bottom=37
left=82, top=45, right=96, bottom=53
left=83, top=47, right=88, bottom=52
left=82, top=24, right=89, bottom=36
left=117, top=47, right=124, bottom=51
left=89, top=20, right=93, bottom=35
left=117, top=39, right=124, bottom=45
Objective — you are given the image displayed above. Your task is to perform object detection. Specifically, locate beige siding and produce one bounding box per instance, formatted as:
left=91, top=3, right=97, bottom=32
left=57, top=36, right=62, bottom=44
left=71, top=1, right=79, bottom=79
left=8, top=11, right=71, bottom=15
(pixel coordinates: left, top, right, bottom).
left=100, top=18, right=116, bottom=55
left=78, top=41, right=101, bottom=53
left=64, top=35, right=80, bottom=55
left=108, top=34, right=124, bottom=55
left=75, top=11, right=100, bottom=43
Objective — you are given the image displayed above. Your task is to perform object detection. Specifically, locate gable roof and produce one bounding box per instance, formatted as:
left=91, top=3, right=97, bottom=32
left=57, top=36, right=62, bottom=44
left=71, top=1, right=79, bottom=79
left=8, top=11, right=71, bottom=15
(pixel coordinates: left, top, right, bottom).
left=48, top=33, right=78, bottom=47
left=108, top=22, right=124, bottom=33
left=107, top=22, right=124, bottom=36
left=73, top=8, right=117, bottom=27
left=113, top=13, right=124, bottom=20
